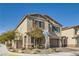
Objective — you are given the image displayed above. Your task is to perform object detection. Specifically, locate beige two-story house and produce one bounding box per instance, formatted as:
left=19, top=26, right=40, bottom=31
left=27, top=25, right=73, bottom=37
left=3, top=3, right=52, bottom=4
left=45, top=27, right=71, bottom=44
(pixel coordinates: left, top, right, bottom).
left=13, top=14, right=62, bottom=49
left=62, top=25, right=79, bottom=47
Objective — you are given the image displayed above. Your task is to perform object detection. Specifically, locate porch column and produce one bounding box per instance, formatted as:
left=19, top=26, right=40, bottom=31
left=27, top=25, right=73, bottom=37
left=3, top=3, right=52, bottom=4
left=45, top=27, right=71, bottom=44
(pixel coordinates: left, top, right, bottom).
left=12, top=40, right=15, bottom=48
left=28, top=36, right=31, bottom=48
left=59, top=28, right=62, bottom=47
left=5, top=41, right=7, bottom=45
left=13, top=40, right=16, bottom=49
left=59, top=37, right=62, bottom=47
left=45, top=36, right=50, bottom=48
left=26, top=35, right=28, bottom=48
left=48, top=37, right=50, bottom=48
left=26, top=35, right=31, bottom=48
left=8, top=40, right=10, bottom=45
left=44, top=21, right=50, bottom=48
left=13, top=38, right=17, bottom=49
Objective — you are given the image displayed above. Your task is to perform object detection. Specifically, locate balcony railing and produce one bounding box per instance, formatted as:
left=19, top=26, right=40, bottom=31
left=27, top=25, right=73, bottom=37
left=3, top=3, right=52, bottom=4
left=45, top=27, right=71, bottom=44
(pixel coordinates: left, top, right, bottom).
left=74, top=34, right=79, bottom=38
left=49, top=32, right=60, bottom=39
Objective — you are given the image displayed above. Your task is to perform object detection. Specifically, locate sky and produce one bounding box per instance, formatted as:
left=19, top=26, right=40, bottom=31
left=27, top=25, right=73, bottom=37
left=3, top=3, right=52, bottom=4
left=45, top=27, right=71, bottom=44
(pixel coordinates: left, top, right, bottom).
left=0, top=3, right=79, bottom=34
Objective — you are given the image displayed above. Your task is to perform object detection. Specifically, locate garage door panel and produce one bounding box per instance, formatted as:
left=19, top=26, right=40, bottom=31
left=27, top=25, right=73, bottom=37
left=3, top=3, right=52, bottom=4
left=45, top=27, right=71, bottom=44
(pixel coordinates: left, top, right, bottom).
left=50, top=39, right=59, bottom=48
left=76, top=38, right=79, bottom=47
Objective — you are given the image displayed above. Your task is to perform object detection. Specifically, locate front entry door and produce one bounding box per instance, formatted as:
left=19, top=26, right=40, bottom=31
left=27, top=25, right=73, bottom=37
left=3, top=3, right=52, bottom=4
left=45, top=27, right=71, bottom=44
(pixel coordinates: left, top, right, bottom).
left=16, top=40, right=22, bottom=49
left=61, top=39, right=67, bottom=47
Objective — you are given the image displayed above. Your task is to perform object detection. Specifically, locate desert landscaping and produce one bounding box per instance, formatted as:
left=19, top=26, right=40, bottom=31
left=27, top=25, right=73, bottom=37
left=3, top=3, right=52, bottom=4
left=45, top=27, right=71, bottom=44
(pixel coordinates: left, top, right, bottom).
left=1, top=44, right=79, bottom=56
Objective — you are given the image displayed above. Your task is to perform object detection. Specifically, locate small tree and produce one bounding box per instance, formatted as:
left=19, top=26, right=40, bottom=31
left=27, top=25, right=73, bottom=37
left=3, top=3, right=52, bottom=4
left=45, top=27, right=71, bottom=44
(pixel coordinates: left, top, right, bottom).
left=27, top=27, right=45, bottom=48
left=0, top=30, right=15, bottom=43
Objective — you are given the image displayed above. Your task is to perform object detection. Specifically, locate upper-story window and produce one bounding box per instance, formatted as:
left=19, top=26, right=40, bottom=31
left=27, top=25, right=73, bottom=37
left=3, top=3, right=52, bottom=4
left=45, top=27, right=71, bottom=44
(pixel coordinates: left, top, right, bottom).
left=75, top=29, right=79, bottom=35
left=48, top=24, right=60, bottom=33
left=34, top=20, right=44, bottom=29
left=48, top=24, right=52, bottom=32
left=54, top=27, right=60, bottom=33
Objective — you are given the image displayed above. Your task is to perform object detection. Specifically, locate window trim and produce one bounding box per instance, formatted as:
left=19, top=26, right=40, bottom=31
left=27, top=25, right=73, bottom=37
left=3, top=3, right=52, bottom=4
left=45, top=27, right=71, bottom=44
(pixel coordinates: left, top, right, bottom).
left=34, top=20, right=45, bottom=29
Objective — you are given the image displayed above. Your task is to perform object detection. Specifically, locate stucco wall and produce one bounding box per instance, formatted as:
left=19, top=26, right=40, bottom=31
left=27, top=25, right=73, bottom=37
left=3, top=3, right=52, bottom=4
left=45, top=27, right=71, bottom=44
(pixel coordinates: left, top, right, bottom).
left=61, top=28, right=76, bottom=47
left=15, top=18, right=28, bottom=35
left=15, top=15, right=62, bottom=48
left=46, top=18, right=62, bottom=38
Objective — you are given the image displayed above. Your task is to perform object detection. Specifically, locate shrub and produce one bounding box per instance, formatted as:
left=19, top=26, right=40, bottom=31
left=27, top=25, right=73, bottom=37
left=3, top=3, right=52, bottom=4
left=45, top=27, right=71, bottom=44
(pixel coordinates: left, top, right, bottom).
left=21, top=47, right=26, bottom=50
left=53, top=48, right=57, bottom=52
left=31, top=49, right=40, bottom=54
left=48, top=48, right=57, bottom=52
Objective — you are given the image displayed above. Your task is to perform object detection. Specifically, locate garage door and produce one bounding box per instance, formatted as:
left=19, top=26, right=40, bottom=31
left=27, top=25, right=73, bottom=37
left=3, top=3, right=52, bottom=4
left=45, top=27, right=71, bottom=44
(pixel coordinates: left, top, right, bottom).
left=76, top=38, right=79, bottom=47
left=50, top=39, right=59, bottom=48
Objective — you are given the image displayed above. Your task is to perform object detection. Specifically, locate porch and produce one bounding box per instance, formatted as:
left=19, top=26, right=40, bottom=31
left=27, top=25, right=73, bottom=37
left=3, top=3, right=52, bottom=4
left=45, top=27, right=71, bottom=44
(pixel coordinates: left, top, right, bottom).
left=13, top=36, right=61, bottom=49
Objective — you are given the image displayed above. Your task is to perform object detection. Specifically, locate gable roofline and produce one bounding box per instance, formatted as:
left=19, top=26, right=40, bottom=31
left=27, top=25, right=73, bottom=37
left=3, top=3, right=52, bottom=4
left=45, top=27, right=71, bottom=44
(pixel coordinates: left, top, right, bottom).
left=15, top=13, right=62, bottom=31
left=15, top=15, right=28, bottom=31
left=62, top=25, right=79, bottom=31
left=44, top=15, right=62, bottom=26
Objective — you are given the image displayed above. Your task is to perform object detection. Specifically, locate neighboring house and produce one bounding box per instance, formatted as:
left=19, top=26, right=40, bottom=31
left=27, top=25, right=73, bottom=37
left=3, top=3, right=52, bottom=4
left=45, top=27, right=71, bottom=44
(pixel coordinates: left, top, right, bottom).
left=12, top=14, right=62, bottom=49
left=61, top=25, right=79, bottom=47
